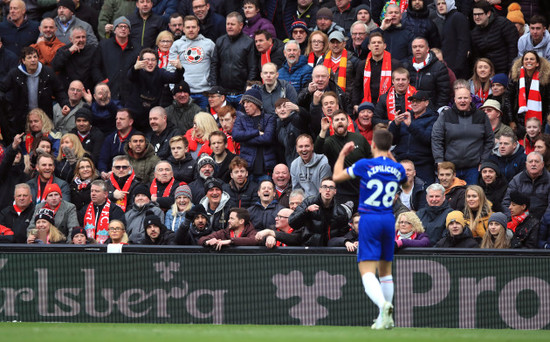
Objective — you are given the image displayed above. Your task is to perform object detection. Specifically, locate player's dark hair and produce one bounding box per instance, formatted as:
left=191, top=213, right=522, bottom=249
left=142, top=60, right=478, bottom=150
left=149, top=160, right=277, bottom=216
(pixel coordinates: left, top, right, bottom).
left=372, top=129, right=393, bottom=151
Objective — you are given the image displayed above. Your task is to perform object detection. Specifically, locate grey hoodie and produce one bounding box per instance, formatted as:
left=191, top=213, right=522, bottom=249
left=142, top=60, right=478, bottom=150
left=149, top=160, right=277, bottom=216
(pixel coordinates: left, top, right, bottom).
left=518, top=29, right=550, bottom=60
left=168, top=34, right=216, bottom=93
left=19, top=62, right=42, bottom=110
left=290, top=153, right=332, bottom=198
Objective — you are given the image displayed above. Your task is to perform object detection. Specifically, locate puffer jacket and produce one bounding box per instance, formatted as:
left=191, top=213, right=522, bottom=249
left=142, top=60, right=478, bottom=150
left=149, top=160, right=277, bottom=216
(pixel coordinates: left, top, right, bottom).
left=210, top=32, right=257, bottom=93
left=401, top=3, right=441, bottom=48
left=502, top=169, right=550, bottom=220
left=168, top=154, right=196, bottom=184
left=478, top=172, right=508, bottom=213
left=243, top=13, right=277, bottom=39
left=288, top=194, right=353, bottom=246
left=232, top=111, right=277, bottom=172
left=278, top=55, right=313, bottom=93
left=434, top=226, right=479, bottom=248
left=388, top=108, right=438, bottom=168
left=222, top=179, right=259, bottom=209
left=416, top=201, right=453, bottom=245
left=382, top=25, right=414, bottom=62
left=470, top=11, right=519, bottom=74
left=128, top=11, right=166, bottom=49
left=431, top=103, right=494, bottom=169
left=406, top=51, right=450, bottom=108
left=510, top=214, right=539, bottom=249
left=439, top=7, right=471, bottom=79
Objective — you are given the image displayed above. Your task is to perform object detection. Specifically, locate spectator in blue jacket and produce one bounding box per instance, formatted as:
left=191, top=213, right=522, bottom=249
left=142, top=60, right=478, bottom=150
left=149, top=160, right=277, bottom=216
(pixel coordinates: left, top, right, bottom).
left=278, top=40, right=313, bottom=93
left=232, top=88, right=277, bottom=181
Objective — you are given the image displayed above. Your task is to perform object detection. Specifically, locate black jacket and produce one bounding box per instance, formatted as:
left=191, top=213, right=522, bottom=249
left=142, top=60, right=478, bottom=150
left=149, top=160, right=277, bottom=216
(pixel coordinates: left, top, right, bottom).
left=168, top=154, right=196, bottom=184
left=69, top=126, right=105, bottom=165
left=405, top=51, right=450, bottom=108
left=91, top=37, right=140, bottom=103
left=470, top=12, right=519, bottom=74
left=401, top=4, right=441, bottom=48
left=210, top=32, right=258, bottom=93
left=0, top=145, right=29, bottom=210
left=248, top=200, right=278, bottom=231
left=434, top=226, right=479, bottom=248
left=128, top=11, right=167, bottom=50
left=0, top=202, right=35, bottom=243
left=212, top=151, right=236, bottom=184
left=175, top=217, right=213, bottom=245
left=510, top=214, right=539, bottom=249
left=222, top=179, right=259, bottom=208
left=146, top=122, right=182, bottom=161
left=51, top=43, right=96, bottom=90
left=417, top=201, right=453, bottom=245
left=0, top=64, right=68, bottom=134
left=297, top=78, right=353, bottom=123
left=440, top=9, right=471, bottom=79
left=140, top=223, right=176, bottom=245
left=288, top=194, right=353, bottom=246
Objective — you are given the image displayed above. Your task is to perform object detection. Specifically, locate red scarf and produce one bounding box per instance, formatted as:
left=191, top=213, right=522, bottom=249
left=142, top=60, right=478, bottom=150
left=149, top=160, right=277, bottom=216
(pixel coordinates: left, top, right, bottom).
left=25, top=133, right=34, bottom=153
left=518, top=67, right=542, bottom=125
left=13, top=204, right=23, bottom=215
left=109, top=171, right=135, bottom=212
left=476, top=87, right=490, bottom=102
left=158, top=49, right=169, bottom=69
left=36, top=177, right=53, bottom=204
left=44, top=202, right=61, bottom=215
left=83, top=199, right=112, bottom=244
left=230, top=229, right=243, bottom=238
left=327, top=115, right=355, bottom=135
left=150, top=177, right=175, bottom=198
left=386, top=85, right=416, bottom=121
left=363, top=51, right=392, bottom=103
left=77, top=131, right=89, bottom=142
left=260, top=46, right=272, bottom=66
left=275, top=227, right=294, bottom=247
left=307, top=52, right=316, bottom=67
left=323, top=49, right=348, bottom=91
left=508, top=211, right=528, bottom=233
left=520, top=136, right=536, bottom=154
left=117, top=130, right=132, bottom=144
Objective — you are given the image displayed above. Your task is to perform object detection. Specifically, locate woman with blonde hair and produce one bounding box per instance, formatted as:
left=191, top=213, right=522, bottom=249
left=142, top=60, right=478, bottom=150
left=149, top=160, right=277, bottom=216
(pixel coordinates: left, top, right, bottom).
left=469, top=58, right=495, bottom=102
left=394, top=211, right=431, bottom=249
left=55, top=133, right=89, bottom=183
left=304, top=31, right=329, bottom=67
left=27, top=209, right=66, bottom=244
left=184, top=112, right=219, bottom=158
left=105, top=220, right=129, bottom=244
left=155, top=30, right=174, bottom=70
left=165, top=185, right=193, bottom=232
left=463, top=185, right=493, bottom=238
left=24, top=108, right=61, bottom=155
left=480, top=212, right=511, bottom=249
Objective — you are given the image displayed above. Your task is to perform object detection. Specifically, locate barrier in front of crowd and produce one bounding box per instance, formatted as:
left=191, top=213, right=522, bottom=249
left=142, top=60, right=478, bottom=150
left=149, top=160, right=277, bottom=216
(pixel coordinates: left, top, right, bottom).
left=0, top=245, right=549, bottom=329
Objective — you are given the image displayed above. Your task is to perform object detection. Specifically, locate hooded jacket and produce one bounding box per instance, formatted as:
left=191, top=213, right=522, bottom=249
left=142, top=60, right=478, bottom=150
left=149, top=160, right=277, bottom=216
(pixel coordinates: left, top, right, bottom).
left=243, top=13, right=277, bottom=39
left=510, top=214, right=539, bottom=249
left=199, top=191, right=233, bottom=231
left=290, top=153, right=332, bottom=199
left=478, top=165, right=508, bottom=213
left=518, top=29, right=550, bottom=60
left=140, top=221, right=176, bottom=245
left=125, top=202, right=164, bottom=243
left=507, top=56, right=550, bottom=129
left=436, top=2, right=471, bottom=79
left=175, top=215, right=213, bottom=245
left=125, top=142, right=161, bottom=183
left=168, top=33, right=216, bottom=94
left=276, top=107, right=311, bottom=166
left=402, top=1, right=441, bottom=48
left=432, top=103, right=494, bottom=169
left=488, top=143, right=526, bottom=183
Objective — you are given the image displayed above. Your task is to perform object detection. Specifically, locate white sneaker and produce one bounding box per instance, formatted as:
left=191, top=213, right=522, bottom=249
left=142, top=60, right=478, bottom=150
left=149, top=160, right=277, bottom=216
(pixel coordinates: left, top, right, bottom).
left=371, top=317, right=384, bottom=330
left=380, top=301, right=394, bottom=329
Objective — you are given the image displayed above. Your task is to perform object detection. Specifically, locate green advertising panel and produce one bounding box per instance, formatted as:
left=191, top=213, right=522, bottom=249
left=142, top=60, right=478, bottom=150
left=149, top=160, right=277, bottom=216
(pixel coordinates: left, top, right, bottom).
left=0, top=252, right=549, bottom=329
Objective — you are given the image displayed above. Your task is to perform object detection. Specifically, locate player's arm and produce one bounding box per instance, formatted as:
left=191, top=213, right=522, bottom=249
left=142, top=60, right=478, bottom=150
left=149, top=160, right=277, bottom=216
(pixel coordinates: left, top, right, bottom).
left=333, top=141, right=356, bottom=183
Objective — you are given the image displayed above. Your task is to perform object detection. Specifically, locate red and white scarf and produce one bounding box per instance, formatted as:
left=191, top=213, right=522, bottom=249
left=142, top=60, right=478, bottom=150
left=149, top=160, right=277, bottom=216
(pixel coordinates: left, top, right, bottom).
left=508, top=211, right=528, bottom=233
left=307, top=52, right=316, bottom=67
left=83, top=199, right=112, bottom=244
left=13, top=204, right=24, bottom=216
left=518, top=67, right=543, bottom=125
left=363, top=51, right=392, bottom=103
left=110, top=171, right=135, bottom=212
left=386, top=85, right=416, bottom=121
left=323, top=49, right=348, bottom=91
left=150, top=177, right=175, bottom=198
left=158, top=50, right=169, bottom=69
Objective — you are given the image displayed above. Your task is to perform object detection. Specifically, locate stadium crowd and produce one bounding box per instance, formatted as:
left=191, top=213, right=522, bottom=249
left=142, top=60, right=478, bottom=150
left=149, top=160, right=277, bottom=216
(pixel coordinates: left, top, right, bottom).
left=0, top=0, right=550, bottom=250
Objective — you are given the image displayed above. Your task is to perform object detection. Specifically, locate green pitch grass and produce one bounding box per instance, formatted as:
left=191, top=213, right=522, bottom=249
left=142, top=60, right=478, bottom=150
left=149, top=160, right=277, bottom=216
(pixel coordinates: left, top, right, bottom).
left=2, top=323, right=550, bottom=342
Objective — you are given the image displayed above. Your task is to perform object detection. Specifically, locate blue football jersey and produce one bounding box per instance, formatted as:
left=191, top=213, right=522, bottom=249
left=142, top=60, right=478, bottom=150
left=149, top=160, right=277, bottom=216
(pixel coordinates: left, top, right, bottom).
left=347, top=156, right=406, bottom=214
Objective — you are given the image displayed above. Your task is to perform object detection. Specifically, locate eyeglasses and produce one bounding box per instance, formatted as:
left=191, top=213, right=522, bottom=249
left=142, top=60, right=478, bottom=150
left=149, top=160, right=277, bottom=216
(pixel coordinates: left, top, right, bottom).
left=113, top=165, right=129, bottom=170
left=116, top=25, right=129, bottom=30
left=472, top=12, right=485, bottom=17
left=276, top=215, right=289, bottom=219
left=311, top=40, right=324, bottom=45
left=320, top=185, right=336, bottom=191
left=398, top=221, right=411, bottom=225
left=109, top=227, right=124, bottom=231
left=192, top=4, right=207, bottom=10
left=159, top=40, right=172, bottom=44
